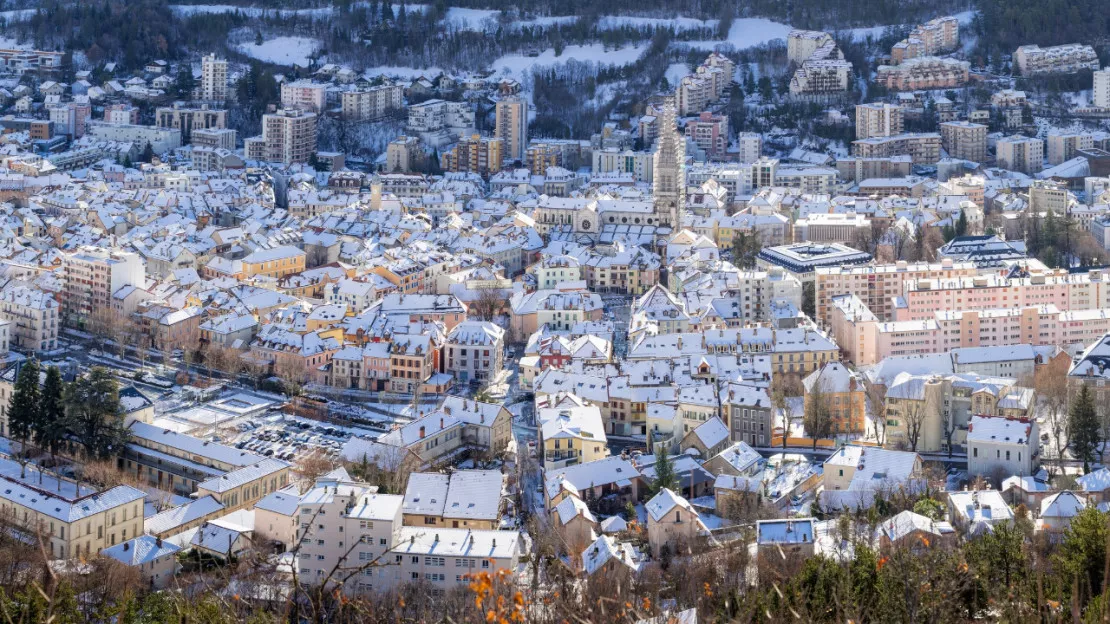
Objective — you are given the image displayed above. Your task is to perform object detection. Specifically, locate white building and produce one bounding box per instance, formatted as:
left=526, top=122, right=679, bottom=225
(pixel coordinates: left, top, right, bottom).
left=967, top=415, right=1038, bottom=480
left=201, top=54, right=228, bottom=102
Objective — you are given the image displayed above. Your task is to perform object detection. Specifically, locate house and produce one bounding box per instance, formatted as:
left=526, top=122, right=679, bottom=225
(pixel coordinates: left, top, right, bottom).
left=1038, top=491, right=1087, bottom=536
left=1076, top=467, right=1110, bottom=504
left=681, top=416, right=731, bottom=458
left=252, top=487, right=301, bottom=549
left=190, top=521, right=252, bottom=560
left=966, top=415, right=1038, bottom=481
left=538, top=403, right=609, bottom=470
left=756, top=518, right=816, bottom=579
left=544, top=456, right=642, bottom=511
left=876, top=510, right=956, bottom=552
left=581, top=533, right=644, bottom=577
left=820, top=445, right=924, bottom=510
left=100, top=535, right=180, bottom=588
left=645, top=488, right=710, bottom=558
left=947, top=489, right=1014, bottom=536
left=552, top=493, right=599, bottom=558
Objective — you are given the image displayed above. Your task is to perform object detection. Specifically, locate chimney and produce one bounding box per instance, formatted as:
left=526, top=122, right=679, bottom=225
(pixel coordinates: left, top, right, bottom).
left=419, top=426, right=426, bottom=439
left=440, top=417, right=444, bottom=430
left=123, top=542, right=130, bottom=551
left=155, top=537, right=162, bottom=547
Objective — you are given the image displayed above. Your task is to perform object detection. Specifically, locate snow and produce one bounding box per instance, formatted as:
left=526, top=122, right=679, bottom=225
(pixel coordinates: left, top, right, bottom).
left=171, top=3, right=427, bottom=19
left=680, top=18, right=793, bottom=51
left=0, top=37, right=28, bottom=51
left=362, top=66, right=444, bottom=80
left=491, top=43, right=648, bottom=82
left=597, top=16, right=718, bottom=32
left=234, top=37, right=321, bottom=67
left=0, top=9, right=38, bottom=22
left=444, top=7, right=499, bottom=31
left=665, top=63, right=690, bottom=86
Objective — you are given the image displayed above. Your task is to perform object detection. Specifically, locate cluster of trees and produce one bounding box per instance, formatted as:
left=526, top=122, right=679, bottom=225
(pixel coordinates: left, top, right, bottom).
left=1022, top=210, right=1110, bottom=269
left=8, top=363, right=128, bottom=467
left=974, top=0, right=1110, bottom=63
left=14, top=0, right=178, bottom=69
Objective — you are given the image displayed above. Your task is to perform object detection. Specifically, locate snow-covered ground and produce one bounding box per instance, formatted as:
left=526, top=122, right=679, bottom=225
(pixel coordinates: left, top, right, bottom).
left=171, top=3, right=427, bottom=19
left=597, top=15, right=718, bottom=32
left=234, top=36, right=321, bottom=66
left=443, top=7, right=499, bottom=30
left=0, top=37, right=28, bottom=50
left=846, top=10, right=977, bottom=43
left=665, top=62, right=690, bottom=86
left=0, top=8, right=38, bottom=22
left=680, top=18, right=792, bottom=51
left=491, top=43, right=648, bottom=82
left=361, top=66, right=444, bottom=80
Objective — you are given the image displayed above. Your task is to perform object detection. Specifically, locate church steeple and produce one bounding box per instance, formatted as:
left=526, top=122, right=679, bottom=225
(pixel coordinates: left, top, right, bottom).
left=652, top=97, right=685, bottom=232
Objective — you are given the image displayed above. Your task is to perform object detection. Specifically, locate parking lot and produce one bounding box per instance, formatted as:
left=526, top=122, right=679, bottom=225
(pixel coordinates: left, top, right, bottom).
left=226, top=414, right=384, bottom=462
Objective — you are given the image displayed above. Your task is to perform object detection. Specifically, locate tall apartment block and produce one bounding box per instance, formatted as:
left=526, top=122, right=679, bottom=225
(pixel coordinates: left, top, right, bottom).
left=495, top=97, right=527, bottom=163
left=995, top=135, right=1044, bottom=175
left=1047, top=132, right=1094, bottom=166
left=201, top=54, right=228, bottom=102
left=245, top=109, right=317, bottom=165
left=1095, top=69, right=1110, bottom=110
left=855, top=103, right=904, bottom=140
left=939, top=121, right=988, bottom=163
left=280, top=81, right=327, bottom=114
left=156, top=104, right=228, bottom=143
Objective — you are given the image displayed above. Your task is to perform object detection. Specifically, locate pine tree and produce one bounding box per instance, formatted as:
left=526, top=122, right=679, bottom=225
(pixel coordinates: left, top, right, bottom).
left=1069, top=385, right=1100, bottom=473
left=650, top=449, right=678, bottom=496
left=380, top=1, right=394, bottom=23
left=8, top=359, right=40, bottom=477
left=36, top=366, right=66, bottom=478
left=64, top=367, right=129, bottom=459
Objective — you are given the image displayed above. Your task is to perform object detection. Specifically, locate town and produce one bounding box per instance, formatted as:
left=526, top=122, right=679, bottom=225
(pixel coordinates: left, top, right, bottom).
left=0, top=1, right=1108, bottom=623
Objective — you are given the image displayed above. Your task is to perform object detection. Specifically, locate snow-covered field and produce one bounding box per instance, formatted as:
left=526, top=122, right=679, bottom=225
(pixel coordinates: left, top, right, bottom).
left=491, top=43, right=648, bottom=81
left=665, top=62, right=689, bottom=86
left=443, top=7, right=499, bottom=31
left=0, top=8, right=37, bottom=22
left=234, top=36, right=321, bottom=66
left=598, top=15, right=718, bottom=32
left=171, top=3, right=427, bottom=19
left=681, top=18, right=792, bottom=51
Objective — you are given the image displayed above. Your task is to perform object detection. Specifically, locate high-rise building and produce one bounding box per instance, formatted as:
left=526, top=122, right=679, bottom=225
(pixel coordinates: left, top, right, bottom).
left=253, top=108, right=317, bottom=165
left=386, top=135, right=420, bottom=173
left=341, top=85, right=403, bottom=121
left=200, top=54, right=228, bottom=102
left=939, top=121, right=988, bottom=162
left=156, top=104, right=227, bottom=143
left=1047, top=132, right=1095, bottom=165
left=280, top=81, right=327, bottom=113
left=652, top=99, right=685, bottom=231
left=1095, top=69, right=1110, bottom=110
left=855, top=103, right=904, bottom=140
left=495, top=97, right=527, bottom=163
left=996, top=135, right=1044, bottom=174
left=441, top=134, right=503, bottom=175
left=62, top=247, right=145, bottom=323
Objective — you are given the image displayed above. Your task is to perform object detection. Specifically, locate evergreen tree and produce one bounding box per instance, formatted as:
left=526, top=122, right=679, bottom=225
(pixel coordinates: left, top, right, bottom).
left=8, top=359, right=40, bottom=476
left=380, top=1, right=394, bottom=23
left=174, top=67, right=195, bottom=99
left=63, top=367, right=129, bottom=459
left=36, top=366, right=66, bottom=476
left=1055, top=506, right=1110, bottom=606
left=956, top=210, right=968, bottom=237
left=1069, top=385, right=1100, bottom=473
left=649, top=449, right=678, bottom=496
left=140, top=141, right=154, bottom=163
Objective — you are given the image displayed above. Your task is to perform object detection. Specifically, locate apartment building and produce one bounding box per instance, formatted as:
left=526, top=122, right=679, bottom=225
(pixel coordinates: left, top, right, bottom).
left=190, top=127, right=237, bottom=150
left=86, top=123, right=182, bottom=154
left=940, top=121, right=987, bottom=163
left=386, top=135, right=420, bottom=173
left=539, top=403, right=608, bottom=470
left=386, top=527, right=523, bottom=594
left=1095, top=69, right=1110, bottom=110
left=1013, top=44, right=1099, bottom=76
left=195, top=457, right=292, bottom=512
left=676, top=74, right=712, bottom=115
left=0, top=473, right=145, bottom=561
left=341, top=84, right=403, bottom=121
left=156, top=104, right=228, bottom=143
left=62, top=247, right=145, bottom=322
left=406, top=99, right=476, bottom=148
left=789, top=55, right=853, bottom=96
left=494, top=97, right=527, bottom=162
left=891, top=16, right=959, bottom=63
left=683, top=111, right=729, bottom=159
left=201, top=54, right=228, bottom=102
left=876, top=57, right=970, bottom=90
left=786, top=30, right=834, bottom=65
left=402, top=470, right=506, bottom=529
left=1047, top=132, right=1094, bottom=166
left=241, top=245, right=307, bottom=279
left=793, top=212, right=871, bottom=245
left=737, top=132, right=762, bottom=164
left=814, top=259, right=978, bottom=325
left=48, top=101, right=91, bottom=138
left=440, top=134, right=503, bottom=176
left=855, top=103, right=904, bottom=140
left=250, top=108, right=317, bottom=165
left=803, top=362, right=865, bottom=434
left=835, top=155, right=913, bottom=183
left=591, top=148, right=654, bottom=183
left=0, top=285, right=59, bottom=351
left=444, top=320, right=505, bottom=384
left=103, top=104, right=139, bottom=125
left=852, top=133, right=942, bottom=164
left=280, top=80, right=328, bottom=113
left=967, top=415, right=1038, bottom=479
left=996, top=135, right=1044, bottom=174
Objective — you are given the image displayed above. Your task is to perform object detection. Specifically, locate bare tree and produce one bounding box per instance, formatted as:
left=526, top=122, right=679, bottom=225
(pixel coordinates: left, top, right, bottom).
left=469, top=288, right=509, bottom=322
left=865, top=379, right=888, bottom=446
left=803, top=376, right=832, bottom=451
left=295, top=449, right=338, bottom=483
left=902, top=398, right=927, bottom=453
left=1036, top=362, right=1070, bottom=473
left=772, top=375, right=799, bottom=450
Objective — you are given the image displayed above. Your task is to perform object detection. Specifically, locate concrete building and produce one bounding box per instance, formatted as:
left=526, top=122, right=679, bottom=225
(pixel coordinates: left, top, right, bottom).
left=444, top=320, right=505, bottom=384
left=341, top=85, right=403, bottom=121
left=103, top=104, right=139, bottom=125
left=101, top=535, right=180, bottom=588
left=996, top=135, right=1044, bottom=175
left=494, top=97, right=527, bottom=163
left=787, top=30, right=834, bottom=65
left=967, top=415, right=1038, bottom=479
left=876, top=57, right=969, bottom=90
left=737, top=132, right=762, bottom=164
left=1095, top=69, right=1110, bottom=110
left=156, top=104, right=227, bottom=143
left=86, top=122, right=182, bottom=155
left=251, top=109, right=317, bottom=165
left=1047, top=132, right=1094, bottom=166
left=441, top=134, right=503, bottom=176
left=856, top=103, right=904, bottom=140
left=684, top=111, right=728, bottom=159
left=201, top=54, right=228, bottom=102
left=386, top=135, right=420, bottom=173
left=852, top=132, right=942, bottom=164
left=0, top=285, right=59, bottom=352
left=940, top=121, right=987, bottom=162
left=191, top=127, right=237, bottom=150
left=1013, top=44, right=1099, bottom=76
left=280, top=80, right=327, bottom=113
left=62, top=247, right=145, bottom=323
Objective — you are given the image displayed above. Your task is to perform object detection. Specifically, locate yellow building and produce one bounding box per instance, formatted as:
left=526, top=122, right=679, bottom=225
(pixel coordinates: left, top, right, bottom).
left=802, top=362, right=866, bottom=434
left=241, top=245, right=306, bottom=279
